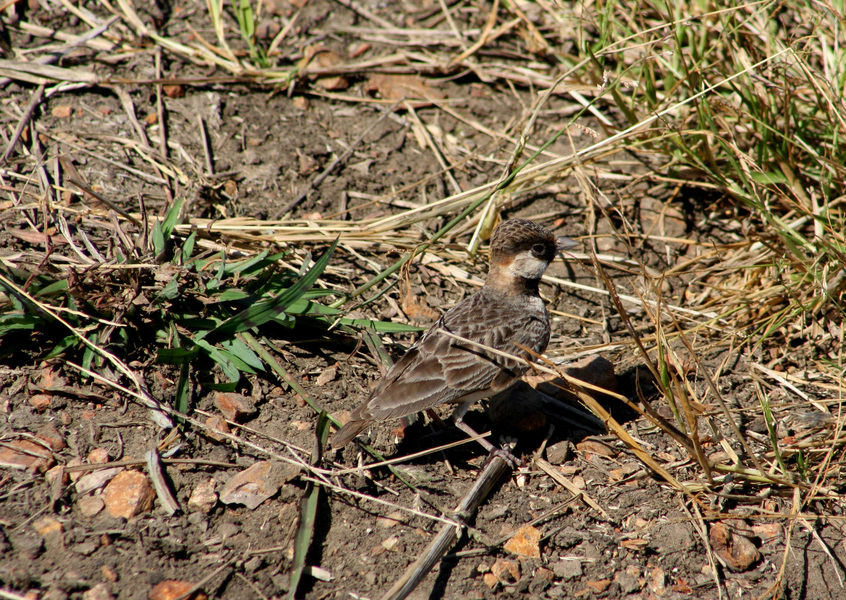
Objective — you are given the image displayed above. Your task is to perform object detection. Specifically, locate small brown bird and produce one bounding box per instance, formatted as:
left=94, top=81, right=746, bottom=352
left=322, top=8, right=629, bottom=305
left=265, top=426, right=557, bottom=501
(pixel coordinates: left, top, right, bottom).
left=330, top=219, right=576, bottom=453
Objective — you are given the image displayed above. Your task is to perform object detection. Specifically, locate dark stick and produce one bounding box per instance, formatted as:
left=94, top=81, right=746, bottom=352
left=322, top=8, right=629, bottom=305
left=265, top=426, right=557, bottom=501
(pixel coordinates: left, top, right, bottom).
left=379, top=446, right=514, bottom=600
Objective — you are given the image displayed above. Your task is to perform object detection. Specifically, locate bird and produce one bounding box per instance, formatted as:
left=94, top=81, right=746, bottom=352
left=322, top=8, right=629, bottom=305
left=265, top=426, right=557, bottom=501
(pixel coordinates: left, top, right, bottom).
left=329, top=218, right=576, bottom=456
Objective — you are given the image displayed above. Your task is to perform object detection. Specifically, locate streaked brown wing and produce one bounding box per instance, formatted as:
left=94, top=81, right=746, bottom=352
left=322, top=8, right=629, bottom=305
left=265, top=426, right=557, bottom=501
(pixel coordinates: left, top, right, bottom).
left=361, top=290, right=550, bottom=421
left=442, top=289, right=551, bottom=375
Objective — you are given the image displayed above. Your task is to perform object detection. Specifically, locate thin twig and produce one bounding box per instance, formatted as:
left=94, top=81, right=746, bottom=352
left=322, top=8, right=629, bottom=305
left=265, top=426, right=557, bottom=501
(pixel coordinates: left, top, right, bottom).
left=1, top=84, right=44, bottom=163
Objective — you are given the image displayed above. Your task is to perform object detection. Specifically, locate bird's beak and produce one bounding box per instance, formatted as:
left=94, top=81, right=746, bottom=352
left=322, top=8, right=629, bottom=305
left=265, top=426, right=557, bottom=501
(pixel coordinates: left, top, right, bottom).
left=556, top=235, right=578, bottom=255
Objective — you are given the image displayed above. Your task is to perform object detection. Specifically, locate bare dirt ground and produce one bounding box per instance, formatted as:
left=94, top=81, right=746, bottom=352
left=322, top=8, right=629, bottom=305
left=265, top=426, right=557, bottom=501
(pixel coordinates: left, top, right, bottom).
left=1, top=1, right=845, bottom=600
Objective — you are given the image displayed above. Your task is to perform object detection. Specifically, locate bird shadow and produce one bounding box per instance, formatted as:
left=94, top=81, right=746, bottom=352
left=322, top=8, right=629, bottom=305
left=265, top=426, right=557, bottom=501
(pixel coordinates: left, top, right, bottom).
left=360, top=355, right=654, bottom=470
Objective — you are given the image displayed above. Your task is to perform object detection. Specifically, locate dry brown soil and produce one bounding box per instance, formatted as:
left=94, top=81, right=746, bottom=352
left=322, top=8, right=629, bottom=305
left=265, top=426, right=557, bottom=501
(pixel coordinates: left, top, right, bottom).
left=1, top=1, right=844, bottom=599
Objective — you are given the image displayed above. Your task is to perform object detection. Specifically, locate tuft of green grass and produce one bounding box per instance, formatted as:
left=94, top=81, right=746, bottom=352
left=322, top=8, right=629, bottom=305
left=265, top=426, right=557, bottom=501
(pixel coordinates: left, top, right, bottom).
left=233, top=0, right=270, bottom=68
left=0, top=201, right=419, bottom=407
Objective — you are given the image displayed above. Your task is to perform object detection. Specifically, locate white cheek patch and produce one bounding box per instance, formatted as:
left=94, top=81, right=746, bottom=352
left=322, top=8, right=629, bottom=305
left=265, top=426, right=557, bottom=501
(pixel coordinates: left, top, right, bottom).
left=506, top=253, right=549, bottom=279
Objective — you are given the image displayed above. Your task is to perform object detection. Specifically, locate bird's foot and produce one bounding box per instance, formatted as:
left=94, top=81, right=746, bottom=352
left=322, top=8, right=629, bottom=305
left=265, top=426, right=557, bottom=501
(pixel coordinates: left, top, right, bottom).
left=483, top=446, right=522, bottom=468
left=454, top=420, right=521, bottom=467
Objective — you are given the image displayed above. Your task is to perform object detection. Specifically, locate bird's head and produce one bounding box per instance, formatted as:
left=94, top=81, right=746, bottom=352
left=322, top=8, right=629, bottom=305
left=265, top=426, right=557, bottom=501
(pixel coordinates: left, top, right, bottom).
left=488, top=219, right=576, bottom=285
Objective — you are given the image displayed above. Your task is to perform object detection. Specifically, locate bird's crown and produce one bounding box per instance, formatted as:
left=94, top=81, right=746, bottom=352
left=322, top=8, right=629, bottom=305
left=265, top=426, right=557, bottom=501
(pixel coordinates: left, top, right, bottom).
left=490, top=219, right=558, bottom=262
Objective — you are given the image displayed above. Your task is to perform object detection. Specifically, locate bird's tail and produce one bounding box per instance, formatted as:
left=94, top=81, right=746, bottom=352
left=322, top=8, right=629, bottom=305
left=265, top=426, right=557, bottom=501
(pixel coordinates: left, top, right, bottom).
left=329, top=418, right=370, bottom=449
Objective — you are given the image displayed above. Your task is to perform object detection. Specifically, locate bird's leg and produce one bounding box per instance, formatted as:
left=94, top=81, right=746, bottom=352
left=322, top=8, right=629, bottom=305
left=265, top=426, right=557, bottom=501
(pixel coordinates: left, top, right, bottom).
left=424, top=408, right=449, bottom=430
left=452, top=417, right=521, bottom=467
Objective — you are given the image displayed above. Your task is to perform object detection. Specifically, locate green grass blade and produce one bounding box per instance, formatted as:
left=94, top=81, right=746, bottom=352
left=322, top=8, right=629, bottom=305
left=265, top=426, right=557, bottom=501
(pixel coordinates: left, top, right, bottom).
left=175, top=362, right=190, bottom=414
left=337, top=317, right=422, bottom=333
left=153, top=197, right=184, bottom=255
left=207, top=238, right=338, bottom=338
left=180, top=231, right=197, bottom=265
left=157, top=346, right=201, bottom=364
left=195, top=338, right=240, bottom=382
left=219, top=338, right=264, bottom=373
left=287, top=411, right=330, bottom=600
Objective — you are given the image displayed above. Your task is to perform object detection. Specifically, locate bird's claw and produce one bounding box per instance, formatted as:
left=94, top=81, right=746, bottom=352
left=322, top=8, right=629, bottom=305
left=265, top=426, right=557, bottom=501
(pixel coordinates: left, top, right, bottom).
left=484, top=447, right=521, bottom=468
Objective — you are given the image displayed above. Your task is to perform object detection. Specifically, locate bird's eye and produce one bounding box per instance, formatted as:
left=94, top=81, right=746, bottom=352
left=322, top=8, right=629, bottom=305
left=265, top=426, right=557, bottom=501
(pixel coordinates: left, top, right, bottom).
left=531, top=243, right=546, bottom=256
